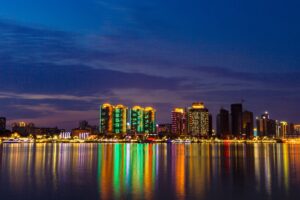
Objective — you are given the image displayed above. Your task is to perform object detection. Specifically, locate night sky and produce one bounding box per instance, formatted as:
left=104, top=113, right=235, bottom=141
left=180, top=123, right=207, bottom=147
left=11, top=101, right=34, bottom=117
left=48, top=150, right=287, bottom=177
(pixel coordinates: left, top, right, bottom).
left=0, top=0, right=299, bottom=129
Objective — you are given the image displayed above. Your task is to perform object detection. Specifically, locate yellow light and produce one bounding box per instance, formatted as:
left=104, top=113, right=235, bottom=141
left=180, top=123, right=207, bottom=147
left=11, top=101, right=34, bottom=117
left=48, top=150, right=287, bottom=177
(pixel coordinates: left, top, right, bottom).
left=145, top=107, right=155, bottom=112
left=132, top=105, right=143, bottom=110
left=174, top=108, right=184, bottom=113
left=191, top=102, right=205, bottom=109
left=103, top=103, right=113, bottom=108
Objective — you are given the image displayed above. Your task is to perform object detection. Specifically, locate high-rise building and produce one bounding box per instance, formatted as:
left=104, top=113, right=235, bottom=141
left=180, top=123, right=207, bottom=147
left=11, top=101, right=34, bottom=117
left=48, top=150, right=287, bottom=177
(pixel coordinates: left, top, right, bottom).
left=144, top=107, right=156, bottom=134
left=130, top=106, right=144, bottom=134
left=216, top=108, right=230, bottom=138
left=187, top=102, right=209, bottom=137
left=295, top=124, right=300, bottom=135
left=231, top=104, right=243, bottom=137
left=99, top=104, right=114, bottom=134
left=209, top=114, right=213, bottom=136
left=171, top=108, right=187, bottom=135
left=0, top=117, right=6, bottom=131
left=256, top=112, right=276, bottom=137
left=279, top=121, right=288, bottom=138
left=99, top=104, right=128, bottom=134
left=242, top=110, right=254, bottom=138
left=130, top=106, right=156, bottom=134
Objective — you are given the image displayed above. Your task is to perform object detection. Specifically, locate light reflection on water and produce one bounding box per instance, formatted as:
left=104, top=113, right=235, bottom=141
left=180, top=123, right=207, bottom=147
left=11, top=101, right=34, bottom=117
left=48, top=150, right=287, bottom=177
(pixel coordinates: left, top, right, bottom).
left=0, top=143, right=300, bottom=200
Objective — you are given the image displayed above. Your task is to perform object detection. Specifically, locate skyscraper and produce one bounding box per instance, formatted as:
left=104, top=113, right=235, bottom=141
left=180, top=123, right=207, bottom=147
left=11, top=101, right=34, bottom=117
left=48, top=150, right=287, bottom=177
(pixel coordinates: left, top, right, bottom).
left=256, top=112, right=276, bottom=137
left=231, top=104, right=243, bottom=137
left=130, top=106, right=156, bottom=134
left=171, top=108, right=187, bottom=135
left=130, top=106, right=144, bottom=134
left=113, top=104, right=128, bottom=134
left=99, top=103, right=113, bottom=134
left=242, top=110, right=254, bottom=138
left=144, top=107, right=156, bottom=134
left=99, top=104, right=128, bottom=135
left=187, top=102, right=209, bottom=137
left=216, top=108, right=230, bottom=138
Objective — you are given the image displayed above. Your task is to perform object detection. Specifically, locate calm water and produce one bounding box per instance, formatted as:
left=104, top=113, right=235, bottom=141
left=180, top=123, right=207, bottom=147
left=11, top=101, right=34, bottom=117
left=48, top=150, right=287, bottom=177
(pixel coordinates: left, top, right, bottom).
left=0, top=143, right=299, bottom=200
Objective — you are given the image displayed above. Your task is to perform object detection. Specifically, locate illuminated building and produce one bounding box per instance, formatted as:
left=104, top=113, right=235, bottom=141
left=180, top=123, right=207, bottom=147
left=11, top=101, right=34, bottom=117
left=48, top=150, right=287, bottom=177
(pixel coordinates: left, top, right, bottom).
left=231, top=104, right=243, bottom=137
left=144, top=107, right=156, bottom=134
left=242, top=110, right=254, bottom=138
left=171, top=108, right=187, bottom=135
left=216, top=108, right=230, bottom=138
left=279, top=121, right=288, bottom=138
left=130, top=106, right=156, bottom=134
left=187, top=102, right=209, bottom=137
left=256, top=112, right=276, bottom=137
left=295, top=124, right=300, bottom=135
left=130, top=106, right=144, bottom=134
left=99, top=104, right=128, bottom=134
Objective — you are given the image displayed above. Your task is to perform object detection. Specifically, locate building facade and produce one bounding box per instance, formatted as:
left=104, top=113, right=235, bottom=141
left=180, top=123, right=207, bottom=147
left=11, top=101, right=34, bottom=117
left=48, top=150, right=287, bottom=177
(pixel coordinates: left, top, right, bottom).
left=171, top=108, right=187, bottom=135
left=187, top=102, right=209, bottom=137
left=99, top=104, right=128, bottom=135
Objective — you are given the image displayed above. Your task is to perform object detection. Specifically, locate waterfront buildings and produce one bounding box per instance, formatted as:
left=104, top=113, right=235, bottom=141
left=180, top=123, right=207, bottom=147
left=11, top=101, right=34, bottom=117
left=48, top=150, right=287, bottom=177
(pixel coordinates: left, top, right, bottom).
left=99, top=104, right=156, bottom=135
left=187, top=102, right=209, bottom=137
left=171, top=108, right=187, bottom=135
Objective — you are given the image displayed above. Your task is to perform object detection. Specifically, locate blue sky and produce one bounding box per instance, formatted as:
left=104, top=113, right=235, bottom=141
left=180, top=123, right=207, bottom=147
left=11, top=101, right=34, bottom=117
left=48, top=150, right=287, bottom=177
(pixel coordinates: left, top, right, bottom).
left=0, top=0, right=299, bottom=129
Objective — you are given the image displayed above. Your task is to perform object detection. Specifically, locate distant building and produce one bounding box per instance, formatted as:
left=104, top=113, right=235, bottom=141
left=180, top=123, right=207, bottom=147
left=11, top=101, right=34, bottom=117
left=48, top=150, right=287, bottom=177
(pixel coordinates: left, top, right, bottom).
left=209, top=114, right=213, bottom=136
left=171, top=108, right=187, bottom=135
left=295, top=124, right=300, bottom=135
left=216, top=108, right=230, bottom=138
left=187, top=102, right=209, bottom=137
left=99, top=104, right=128, bottom=135
left=0, top=117, right=6, bottom=131
left=242, top=110, right=254, bottom=138
left=256, top=112, right=277, bottom=137
left=130, top=106, right=144, bottom=134
left=71, top=129, right=90, bottom=139
left=231, top=104, right=243, bottom=137
left=278, top=121, right=288, bottom=138
left=143, top=107, right=156, bottom=134
left=157, top=124, right=172, bottom=136
left=11, top=122, right=35, bottom=137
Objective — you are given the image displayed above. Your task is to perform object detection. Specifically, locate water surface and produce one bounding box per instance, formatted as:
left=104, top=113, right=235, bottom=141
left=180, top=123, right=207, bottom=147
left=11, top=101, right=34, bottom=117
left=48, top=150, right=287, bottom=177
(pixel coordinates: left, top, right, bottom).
left=0, top=143, right=299, bottom=200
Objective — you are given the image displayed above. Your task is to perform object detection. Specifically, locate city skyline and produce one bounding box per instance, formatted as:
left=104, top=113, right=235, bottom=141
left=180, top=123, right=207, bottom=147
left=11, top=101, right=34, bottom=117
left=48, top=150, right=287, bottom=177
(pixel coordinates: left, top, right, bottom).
left=0, top=0, right=299, bottom=129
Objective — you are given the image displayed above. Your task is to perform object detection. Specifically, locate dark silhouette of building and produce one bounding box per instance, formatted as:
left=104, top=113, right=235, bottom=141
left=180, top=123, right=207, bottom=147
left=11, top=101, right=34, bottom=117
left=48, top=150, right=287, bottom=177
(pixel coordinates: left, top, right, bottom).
left=242, top=110, right=254, bottom=138
left=11, top=122, right=35, bottom=137
left=216, top=108, right=230, bottom=138
left=256, top=112, right=277, bottom=137
left=157, top=124, right=172, bottom=136
left=209, top=114, right=213, bottom=136
left=231, top=104, right=243, bottom=137
left=0, top=117, right=6, bottom=131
